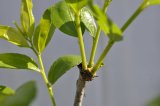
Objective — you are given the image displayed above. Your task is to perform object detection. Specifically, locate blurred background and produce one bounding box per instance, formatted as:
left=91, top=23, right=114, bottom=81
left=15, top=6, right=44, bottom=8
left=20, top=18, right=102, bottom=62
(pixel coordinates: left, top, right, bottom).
left=0, top=0, right=160, bottom=106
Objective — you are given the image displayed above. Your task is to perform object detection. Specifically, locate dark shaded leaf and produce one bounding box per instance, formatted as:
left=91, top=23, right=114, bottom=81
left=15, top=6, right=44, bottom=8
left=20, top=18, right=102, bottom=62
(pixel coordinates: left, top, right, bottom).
left=0, top=53, right=39, bottom=72
left=48, top=55, right=82, bottom=85
left=0, top=81, right=37, bottom=106
left=51, top=1, right=85, bottom=37
left=147, top=95, right=160, bottom=106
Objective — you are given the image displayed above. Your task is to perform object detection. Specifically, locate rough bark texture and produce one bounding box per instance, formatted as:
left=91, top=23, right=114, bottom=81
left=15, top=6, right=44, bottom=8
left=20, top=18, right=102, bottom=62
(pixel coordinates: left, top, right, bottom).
left=74, top=74, right=86, bottom=106
left=74, top=63, right=94, bottom=106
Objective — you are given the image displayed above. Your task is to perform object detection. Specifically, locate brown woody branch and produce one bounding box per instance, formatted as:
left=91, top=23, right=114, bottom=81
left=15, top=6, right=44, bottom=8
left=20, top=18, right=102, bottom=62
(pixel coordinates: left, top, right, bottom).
left=74, top=63, right=95, bottom=106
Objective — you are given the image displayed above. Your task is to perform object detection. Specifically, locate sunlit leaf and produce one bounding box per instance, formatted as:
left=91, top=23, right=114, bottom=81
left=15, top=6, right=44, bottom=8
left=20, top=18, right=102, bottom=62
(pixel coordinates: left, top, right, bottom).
left=48, top=55, right=82, bottom=85
left=33, top=8, right=55, bottom=53
left=51, top=1, right=85, bottom=37
left=0, top=53, right=39, bottom=72
left=20, top=0, right=35, bottom=38
left=88, top=4, right=123, bottom=41
left=0, top=86, right=15, bottom=102
left=0, top=81, right=37, bottom=106
left=65, top=0, right=89, bottom=12
left=80, top=7, right=97, bottom=37
left=143, top=0, right=160, bottom=8
left=0, top=26, right=29, bottom=47
left=0, top=86, right=15, bottom=96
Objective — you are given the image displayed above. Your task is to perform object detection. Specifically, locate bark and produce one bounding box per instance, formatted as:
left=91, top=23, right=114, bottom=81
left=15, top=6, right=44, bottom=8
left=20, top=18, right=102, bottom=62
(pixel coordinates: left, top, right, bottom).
left=74, top=63, right=95, bottom=106
left=74, top=74, right=86, bottom=106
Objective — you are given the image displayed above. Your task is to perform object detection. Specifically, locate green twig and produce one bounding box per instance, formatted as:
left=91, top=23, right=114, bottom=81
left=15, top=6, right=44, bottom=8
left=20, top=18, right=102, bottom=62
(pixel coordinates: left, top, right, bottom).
left=37, top=54, right=56, bottom=106
left=74, top=10, right=88, bottom=106
left=88, top=0, right=111, bottom=68
left=121, top=1, right=146, bottom=32
left=88, top=27, right=101, bottom=67
left=75, top=11, right=87, bottom=70
left=91, top=0, right=147, bottom=74
left=92, top=40, right=114, bottom=74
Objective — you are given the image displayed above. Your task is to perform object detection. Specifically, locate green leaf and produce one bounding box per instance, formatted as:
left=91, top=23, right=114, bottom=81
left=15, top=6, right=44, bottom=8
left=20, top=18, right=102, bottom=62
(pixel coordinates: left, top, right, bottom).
left=0, top=26, right=29, bottom=47
left=80, top=7, right=97, bottom=37
left=0, top=81, right=37, bottom=106
left=48, top=55, right=82, bottom=85
left=33, top=8, right=55, bottom=53
left=0, top=86, right=15, bottom=102
left=20, top=0, right=35, bottom=38
left=65, top=0, right=89, bottom=12
left=144, top=0, right=160, bottom=8
left=0, top=53, right=39, bottom=72
left=0, top=86, right=15, bottom=96
left=51, top=1, right=85, bottom=37
left=147, top=95, right=160, bottom=106
left=89, top=4, right=123, bottom=41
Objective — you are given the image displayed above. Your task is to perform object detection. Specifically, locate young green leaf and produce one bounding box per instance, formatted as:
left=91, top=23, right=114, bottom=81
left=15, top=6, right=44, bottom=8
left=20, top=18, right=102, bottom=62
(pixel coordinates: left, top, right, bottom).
left=48, top=55, right=82, bottom=85
left=0, top=86, right=15, bottom=102
left=0, top=26, right=29, bottom=47
left=0, top=81, right=37, bottom=106
left=80, top=7, right=97, bottom=38
left=0, top=53, right=39, bottom=72
left=89, top=4, right=123, bottom=41
left=143, top=0, right=160, bottom=8
left=65, top=0, right=89, bottom=12
left=0, top=86, right=15, bottom=96
left=51, top=1, right=85, bottom=37
left=20, top=0, right=35, bottom=38
left=33, top=8, right=55, bottom=53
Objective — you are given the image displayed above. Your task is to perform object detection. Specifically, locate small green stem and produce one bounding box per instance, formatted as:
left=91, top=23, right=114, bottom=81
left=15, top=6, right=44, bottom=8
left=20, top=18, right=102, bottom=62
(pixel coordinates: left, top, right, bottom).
left=88, top=0, right=111, bottom=68
left=37, top=54, right=56, bottom=106
left=121, top=1, right=146, bottom=32
left=88, top=27, right=101, bottom=67
left=75, top=11, right=87, bottom=70
left=103, top=0, right=112, bottom=12
left=28, top=40, right=38, bottom=56
left=92, top=40, right=114, bottom=74
left=91, top=0, right=147, bottom=74
left=13, top=21, right=25, bottom=36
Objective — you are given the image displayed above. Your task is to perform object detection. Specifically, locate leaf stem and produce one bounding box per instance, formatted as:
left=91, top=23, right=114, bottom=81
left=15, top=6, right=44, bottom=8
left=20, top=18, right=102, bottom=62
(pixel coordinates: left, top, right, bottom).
left=13, top=21, right=25, bottom=36
left=88, top=0, right=111, bottom=68
left=92, top=40, right=114, bottom=74
left=88, top=27, right=101, bottom=68
left=121, top=1, right=146, bottom=32
left=91, top=0, right=147, bottom=74
left=75, top=11, right=87, bottom=70
left=37, top=54, right=56, bottom=106
left=27, top=39, right=39, bottom=57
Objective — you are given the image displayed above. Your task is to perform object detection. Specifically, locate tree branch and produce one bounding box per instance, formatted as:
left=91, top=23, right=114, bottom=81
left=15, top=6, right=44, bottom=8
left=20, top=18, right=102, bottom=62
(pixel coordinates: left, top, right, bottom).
left=74, top=73, right=86, bottom=106
left=74, top=63, right=95, bottom=106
